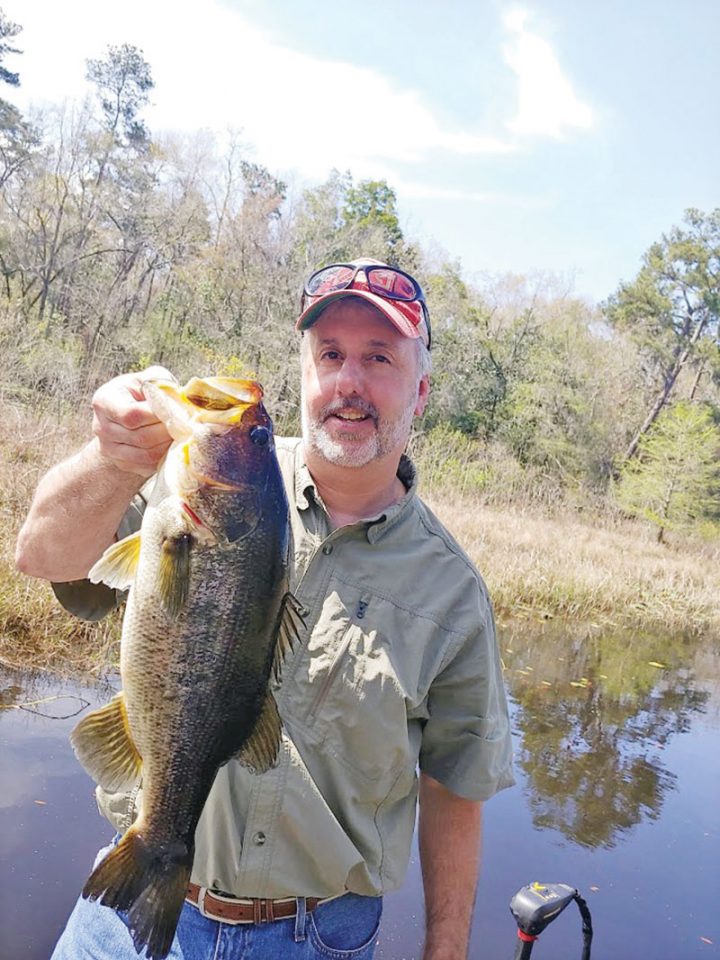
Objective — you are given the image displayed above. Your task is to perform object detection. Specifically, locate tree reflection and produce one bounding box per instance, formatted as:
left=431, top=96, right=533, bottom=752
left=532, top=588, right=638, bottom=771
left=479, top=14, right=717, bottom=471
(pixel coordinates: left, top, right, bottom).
left=503, top=624, right=710, bottom=848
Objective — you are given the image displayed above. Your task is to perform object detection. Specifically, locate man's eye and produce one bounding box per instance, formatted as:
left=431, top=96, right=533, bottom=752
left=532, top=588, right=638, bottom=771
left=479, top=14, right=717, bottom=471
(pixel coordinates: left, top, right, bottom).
left=321, top=350, right=341, bottom=361
left=372, top=354, right=390, bottom=363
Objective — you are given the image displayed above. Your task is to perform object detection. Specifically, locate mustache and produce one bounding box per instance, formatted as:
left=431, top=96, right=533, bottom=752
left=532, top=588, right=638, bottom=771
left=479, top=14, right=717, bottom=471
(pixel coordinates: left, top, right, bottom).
left=320, top=397, right=378, bottom=423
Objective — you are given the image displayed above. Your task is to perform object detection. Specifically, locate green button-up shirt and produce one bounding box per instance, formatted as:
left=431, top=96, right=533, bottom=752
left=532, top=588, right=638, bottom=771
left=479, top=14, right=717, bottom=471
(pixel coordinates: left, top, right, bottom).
left=59, top=438, right=514, bottom=898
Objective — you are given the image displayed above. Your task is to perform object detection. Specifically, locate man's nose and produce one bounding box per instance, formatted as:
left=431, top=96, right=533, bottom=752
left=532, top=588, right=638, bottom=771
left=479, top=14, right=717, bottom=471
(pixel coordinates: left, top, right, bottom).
left=336, top=357, right=365, bottom=395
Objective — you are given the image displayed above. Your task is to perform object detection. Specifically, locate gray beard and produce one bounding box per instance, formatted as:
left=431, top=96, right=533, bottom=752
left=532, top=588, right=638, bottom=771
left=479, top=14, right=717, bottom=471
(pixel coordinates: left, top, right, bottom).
left=301, top=397, right=415, bottom=468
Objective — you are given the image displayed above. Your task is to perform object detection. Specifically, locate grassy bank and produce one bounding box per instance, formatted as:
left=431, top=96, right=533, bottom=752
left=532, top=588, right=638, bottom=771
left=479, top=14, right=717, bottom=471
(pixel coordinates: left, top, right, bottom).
left=0, top=403, right=122, bottom=676
left=427, top=494, right=720, bottom=635
left=2, top=405, right=719, bottom=677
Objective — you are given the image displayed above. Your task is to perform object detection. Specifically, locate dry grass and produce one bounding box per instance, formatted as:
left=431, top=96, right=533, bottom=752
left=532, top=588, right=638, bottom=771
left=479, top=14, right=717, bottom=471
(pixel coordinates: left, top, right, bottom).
left=427, top=493, right=720, bottom=636
left=0, top=402, right=122, bottom=677
left=0, top=562, right=121, bottom=676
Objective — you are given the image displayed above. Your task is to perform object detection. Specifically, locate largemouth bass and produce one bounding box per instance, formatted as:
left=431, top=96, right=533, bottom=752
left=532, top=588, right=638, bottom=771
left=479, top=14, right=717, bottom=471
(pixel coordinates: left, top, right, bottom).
left=70, top=376, right=300, bottom=960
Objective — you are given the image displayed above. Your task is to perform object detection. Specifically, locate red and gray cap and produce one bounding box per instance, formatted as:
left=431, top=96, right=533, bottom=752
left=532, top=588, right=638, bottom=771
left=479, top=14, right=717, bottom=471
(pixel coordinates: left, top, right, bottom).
left=296, top=259, right=431, bottom=348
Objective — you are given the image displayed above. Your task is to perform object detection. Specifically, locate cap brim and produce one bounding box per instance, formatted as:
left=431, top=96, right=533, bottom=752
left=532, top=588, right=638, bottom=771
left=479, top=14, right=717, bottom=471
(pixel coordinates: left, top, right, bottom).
left=296, top=290, right=427, bottom=343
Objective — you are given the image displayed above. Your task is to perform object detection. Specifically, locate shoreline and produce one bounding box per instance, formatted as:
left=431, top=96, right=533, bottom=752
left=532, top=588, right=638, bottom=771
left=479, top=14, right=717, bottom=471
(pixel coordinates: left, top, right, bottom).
left=4, top=495, right=719, bottom=679
left=3, top=407, right=718, bottom=677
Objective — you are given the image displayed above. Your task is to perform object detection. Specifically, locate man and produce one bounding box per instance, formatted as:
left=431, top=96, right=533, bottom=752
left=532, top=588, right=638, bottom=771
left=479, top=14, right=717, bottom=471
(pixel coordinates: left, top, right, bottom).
left=16, top=259, right=514, bottom=960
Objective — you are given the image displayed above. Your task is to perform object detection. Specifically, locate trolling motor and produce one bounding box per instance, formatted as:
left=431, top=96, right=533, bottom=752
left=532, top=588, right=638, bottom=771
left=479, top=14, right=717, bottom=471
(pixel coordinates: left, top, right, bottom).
left=509, top=882, right=593, bottom=959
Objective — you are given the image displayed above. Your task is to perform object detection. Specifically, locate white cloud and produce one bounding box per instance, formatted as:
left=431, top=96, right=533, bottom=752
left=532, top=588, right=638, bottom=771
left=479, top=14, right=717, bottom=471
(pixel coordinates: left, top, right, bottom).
left=502, top=8, right=594, bottom=139
left=395, top=179, right=553, bottom=208
left=10, top=0, right=513, bottom=181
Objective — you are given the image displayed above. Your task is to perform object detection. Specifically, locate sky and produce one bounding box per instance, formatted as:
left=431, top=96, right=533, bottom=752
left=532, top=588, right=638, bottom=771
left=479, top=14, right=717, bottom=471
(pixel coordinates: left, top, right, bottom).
left=5, top=0, right=719, bottom=303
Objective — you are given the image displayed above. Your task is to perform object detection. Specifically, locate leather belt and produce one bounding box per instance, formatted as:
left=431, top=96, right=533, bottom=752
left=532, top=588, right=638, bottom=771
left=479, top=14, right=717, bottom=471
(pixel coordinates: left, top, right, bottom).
left=186, top=882, right=329, bottom=924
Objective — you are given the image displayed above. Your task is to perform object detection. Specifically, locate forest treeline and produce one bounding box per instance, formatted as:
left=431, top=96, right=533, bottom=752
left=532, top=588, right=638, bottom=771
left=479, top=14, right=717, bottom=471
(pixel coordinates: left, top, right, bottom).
left=1, top=26, right=719, bottom=543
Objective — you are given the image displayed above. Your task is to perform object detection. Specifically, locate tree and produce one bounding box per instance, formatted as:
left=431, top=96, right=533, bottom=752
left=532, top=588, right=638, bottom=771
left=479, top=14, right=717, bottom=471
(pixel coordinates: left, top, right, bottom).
left=0, top=8, right=21, bottom=89
left=605, top=209, right=720, bottom=461
left=41, top=45, right=159, bottom=350
left=86, top=43, right=154, bottom=149
left=0, top=9, right=38, bottom=187
left=290, top=171, right=408, bottom=274
left=614, top=401, right=720, bottom=542
left=342, top=178, right=404, bottom=260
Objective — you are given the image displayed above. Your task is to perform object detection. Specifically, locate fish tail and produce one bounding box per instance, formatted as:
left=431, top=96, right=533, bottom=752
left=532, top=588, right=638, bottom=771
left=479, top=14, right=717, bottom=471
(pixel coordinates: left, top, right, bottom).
left=83, top=825, right=192, bottom=960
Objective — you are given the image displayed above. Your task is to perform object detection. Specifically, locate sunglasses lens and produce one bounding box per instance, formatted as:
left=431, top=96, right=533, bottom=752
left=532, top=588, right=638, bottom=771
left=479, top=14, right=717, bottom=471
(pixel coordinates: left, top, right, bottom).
left=306, top=265, right=355, bottom=297
left=367, top=268, right=417, bottom=301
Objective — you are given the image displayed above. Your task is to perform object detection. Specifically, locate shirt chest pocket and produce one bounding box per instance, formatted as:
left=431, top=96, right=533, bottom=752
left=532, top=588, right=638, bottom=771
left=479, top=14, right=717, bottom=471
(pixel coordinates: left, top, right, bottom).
left=282, top=588, right=416, bottom=783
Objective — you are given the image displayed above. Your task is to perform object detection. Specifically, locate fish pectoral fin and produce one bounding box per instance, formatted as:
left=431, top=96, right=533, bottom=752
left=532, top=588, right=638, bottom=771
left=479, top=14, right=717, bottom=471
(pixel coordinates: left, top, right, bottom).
left=158, top=534, right=192, bottom=618
left=70, top=692, right=142, bottom=792
left=272, top=592, right=305, bottom=682
left=88, top=532, right=142, bottom=590
left=236, top=691, right=282, bottom=774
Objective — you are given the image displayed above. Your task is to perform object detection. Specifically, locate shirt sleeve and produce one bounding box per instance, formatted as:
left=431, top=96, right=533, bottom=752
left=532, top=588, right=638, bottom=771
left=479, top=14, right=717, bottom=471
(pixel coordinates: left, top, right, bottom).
left=51, top=489, right=148, bottom=621
left=419, top=599, right=515, bottom=801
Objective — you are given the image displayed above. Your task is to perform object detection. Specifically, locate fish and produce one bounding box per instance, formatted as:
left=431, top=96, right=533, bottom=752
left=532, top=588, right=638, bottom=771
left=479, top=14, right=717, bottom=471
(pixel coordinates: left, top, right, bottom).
left=69, top=375, right=301, bottom=960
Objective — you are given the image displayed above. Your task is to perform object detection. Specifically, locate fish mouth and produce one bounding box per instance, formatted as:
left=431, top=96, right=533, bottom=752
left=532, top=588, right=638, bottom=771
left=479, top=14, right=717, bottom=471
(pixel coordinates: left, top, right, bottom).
left=183, top=377, right=263, bottom=413
left=143, top=376, right=265, bottom=434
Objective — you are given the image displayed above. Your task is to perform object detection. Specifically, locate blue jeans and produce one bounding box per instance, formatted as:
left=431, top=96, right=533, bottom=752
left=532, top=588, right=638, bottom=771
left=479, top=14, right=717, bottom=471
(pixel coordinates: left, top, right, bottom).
left=51, top=841, right=382, bottom=960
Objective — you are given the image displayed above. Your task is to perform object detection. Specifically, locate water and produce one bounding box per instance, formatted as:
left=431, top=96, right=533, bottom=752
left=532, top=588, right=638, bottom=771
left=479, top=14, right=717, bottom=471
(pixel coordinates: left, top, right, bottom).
left=379, top=624, right=720, bottom=959
left=1, top=624, right=718, bottom=960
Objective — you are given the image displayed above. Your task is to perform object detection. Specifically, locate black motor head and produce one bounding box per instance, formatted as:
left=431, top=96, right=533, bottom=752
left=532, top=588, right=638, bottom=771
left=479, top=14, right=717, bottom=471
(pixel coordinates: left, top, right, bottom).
left=510, top=882, right=578, bottom=937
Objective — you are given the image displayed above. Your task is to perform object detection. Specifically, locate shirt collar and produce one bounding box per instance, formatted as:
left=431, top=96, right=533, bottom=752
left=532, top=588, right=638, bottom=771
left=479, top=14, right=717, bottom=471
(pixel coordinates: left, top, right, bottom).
left=293, top=443, right=418, bottom=540
left=294, top=442, right=316, bottom=511
left=366, top=454, right=417, bottom=542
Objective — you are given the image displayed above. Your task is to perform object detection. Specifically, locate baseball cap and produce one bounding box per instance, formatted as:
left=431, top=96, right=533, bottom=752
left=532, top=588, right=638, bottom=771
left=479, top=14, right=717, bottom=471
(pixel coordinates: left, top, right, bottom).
left=296, top=259, right=431, bottom=348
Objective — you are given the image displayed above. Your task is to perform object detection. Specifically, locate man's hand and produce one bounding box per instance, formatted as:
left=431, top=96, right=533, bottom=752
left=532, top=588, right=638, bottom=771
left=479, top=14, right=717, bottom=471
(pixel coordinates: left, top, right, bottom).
left=419, top=773, right=483, bottom=960
left=92, top=366, right=175, bottom=477
left=15, top=365, right=176, bottom=581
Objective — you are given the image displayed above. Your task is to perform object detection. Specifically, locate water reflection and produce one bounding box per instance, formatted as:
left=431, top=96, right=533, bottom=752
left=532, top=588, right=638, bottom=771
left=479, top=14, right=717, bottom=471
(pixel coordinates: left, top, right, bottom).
left=0, top=682, right=91, bottom=719
left=2, top=634, right=719, bottom=960
left=0, top=667, right=116, bottom=959
left=503, top=623, right=710, bottom=849
left=0, top=680, right=23, bottom=708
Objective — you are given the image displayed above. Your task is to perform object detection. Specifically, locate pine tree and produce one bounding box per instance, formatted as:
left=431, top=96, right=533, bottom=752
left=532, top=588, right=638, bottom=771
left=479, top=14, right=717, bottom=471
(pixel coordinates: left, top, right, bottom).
left=0, top=8, right=38, bottom=187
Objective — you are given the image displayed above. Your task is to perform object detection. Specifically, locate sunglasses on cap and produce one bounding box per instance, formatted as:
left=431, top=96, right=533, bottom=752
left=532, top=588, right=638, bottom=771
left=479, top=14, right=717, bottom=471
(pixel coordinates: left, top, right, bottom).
left=301, top=263, right=432, bottom=348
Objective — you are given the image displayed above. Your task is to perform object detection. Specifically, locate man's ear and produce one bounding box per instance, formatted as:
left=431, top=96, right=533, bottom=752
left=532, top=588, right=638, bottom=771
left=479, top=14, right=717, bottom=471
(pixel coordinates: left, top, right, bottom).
left=414, top=376, right=430, bottom=417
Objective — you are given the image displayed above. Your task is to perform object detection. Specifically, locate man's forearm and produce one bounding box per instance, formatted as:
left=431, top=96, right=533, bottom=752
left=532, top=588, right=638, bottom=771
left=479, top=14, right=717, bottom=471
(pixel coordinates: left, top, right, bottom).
left=15, top=438, right=143, bottom=581
left=418, top=773, right=483, bottom=960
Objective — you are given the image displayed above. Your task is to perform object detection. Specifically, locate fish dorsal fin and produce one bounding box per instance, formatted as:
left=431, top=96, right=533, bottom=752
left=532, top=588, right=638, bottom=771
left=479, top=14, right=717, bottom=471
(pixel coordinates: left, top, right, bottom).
left=70, top=691, right=142, bottom=792
left=236, top=691, right=282, bottom=774
left=88, top=532, right=142, bottom=591
left=272, top=592, right=304, bottom=683
left=158, top=534, right=192, bottom=618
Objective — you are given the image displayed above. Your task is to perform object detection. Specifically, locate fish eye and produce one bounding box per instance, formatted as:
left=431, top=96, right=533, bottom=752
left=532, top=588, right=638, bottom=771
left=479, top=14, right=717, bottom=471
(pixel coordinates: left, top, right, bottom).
left=250, top=426, right=270, bottom=446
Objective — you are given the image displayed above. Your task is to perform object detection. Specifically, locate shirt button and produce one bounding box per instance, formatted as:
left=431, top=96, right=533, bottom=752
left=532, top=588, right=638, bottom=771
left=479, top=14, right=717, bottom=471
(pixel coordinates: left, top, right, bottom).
left=322, top=544, right=334, bottom=555
left=253, top=832, right=267, bottom=846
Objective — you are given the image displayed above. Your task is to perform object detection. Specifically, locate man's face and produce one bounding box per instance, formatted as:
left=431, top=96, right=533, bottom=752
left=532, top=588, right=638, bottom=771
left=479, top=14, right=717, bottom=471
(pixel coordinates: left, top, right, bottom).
left=301, top=299, right=429, bottom=469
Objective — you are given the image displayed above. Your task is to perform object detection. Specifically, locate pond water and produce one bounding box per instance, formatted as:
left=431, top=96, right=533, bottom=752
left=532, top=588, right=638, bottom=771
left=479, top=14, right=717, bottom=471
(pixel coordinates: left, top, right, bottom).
left=1, top=623, right=718, bottom=960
